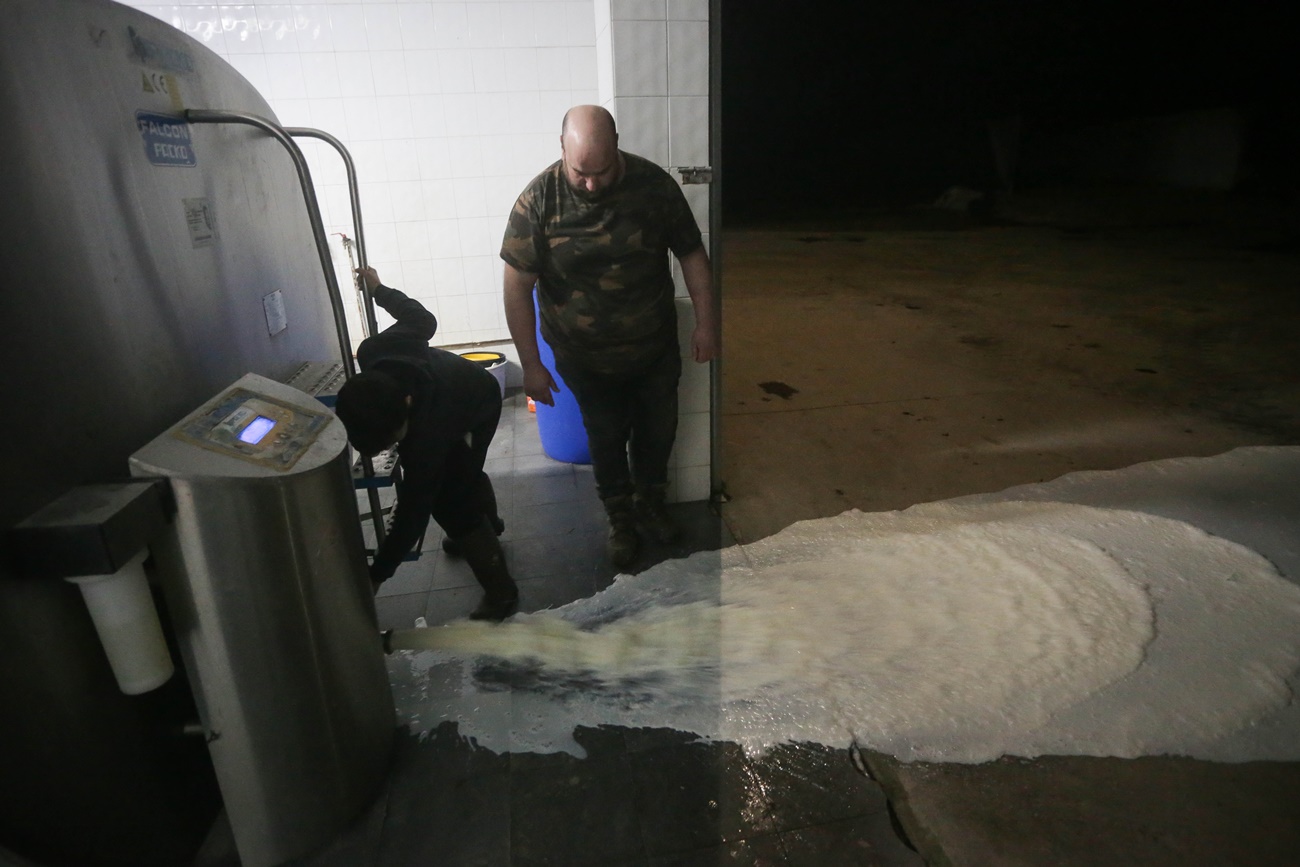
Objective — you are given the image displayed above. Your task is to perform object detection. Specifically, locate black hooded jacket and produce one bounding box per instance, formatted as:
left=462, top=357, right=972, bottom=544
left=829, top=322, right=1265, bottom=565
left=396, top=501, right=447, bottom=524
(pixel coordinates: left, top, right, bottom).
left=360, top=284, right=500, bottom=581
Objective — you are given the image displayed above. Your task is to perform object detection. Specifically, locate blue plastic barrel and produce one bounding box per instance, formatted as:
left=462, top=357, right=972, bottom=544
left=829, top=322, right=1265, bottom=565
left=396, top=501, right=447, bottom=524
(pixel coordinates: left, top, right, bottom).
left=534, top=292, right=591, bottom=464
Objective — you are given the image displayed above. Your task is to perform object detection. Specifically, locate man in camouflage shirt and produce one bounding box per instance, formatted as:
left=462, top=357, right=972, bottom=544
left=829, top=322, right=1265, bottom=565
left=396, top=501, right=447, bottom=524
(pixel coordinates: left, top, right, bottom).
left=501, top=104, right=718, bottom=568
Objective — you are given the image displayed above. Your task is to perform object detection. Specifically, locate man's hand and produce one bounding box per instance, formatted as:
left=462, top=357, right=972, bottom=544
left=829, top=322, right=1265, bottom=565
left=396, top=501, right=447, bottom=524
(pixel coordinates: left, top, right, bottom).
left=523, top=361, right=560, bottom=406
left=691, top=324, right=718, bottom=363
left=678, top=247, right=717, bottom=364
left=355, top=266, right=381, bottom=293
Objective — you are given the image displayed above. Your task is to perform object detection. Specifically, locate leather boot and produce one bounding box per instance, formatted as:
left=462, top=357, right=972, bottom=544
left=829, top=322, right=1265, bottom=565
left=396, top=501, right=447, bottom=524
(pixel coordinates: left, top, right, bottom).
left=604, top=494, right=640, bottom=568
left=455, top=518, right=519, bottom=621
left=634, top=483, right=679, bottom=543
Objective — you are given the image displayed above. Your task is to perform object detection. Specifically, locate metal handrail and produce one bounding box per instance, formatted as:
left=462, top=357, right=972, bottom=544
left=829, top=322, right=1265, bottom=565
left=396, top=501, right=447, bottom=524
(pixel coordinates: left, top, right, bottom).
left=183, top=109, right=386, bottom=546
left=285, top=126, right=379, bottom=338
left=284, top=126, right=388, bottom=549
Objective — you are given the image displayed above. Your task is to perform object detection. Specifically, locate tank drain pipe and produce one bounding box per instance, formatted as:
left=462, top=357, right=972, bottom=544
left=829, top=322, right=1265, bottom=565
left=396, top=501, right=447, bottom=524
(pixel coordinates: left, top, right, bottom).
left=184, top=110, right=386, bottom=544
left=6, top=481, right=176, bottom=695
left=183, top=109, right=354, bottom=377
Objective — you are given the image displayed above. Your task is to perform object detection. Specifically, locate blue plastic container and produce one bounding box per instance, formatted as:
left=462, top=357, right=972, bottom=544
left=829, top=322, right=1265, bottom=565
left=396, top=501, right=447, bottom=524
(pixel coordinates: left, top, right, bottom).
left=534, top=292, right=591, bottom=464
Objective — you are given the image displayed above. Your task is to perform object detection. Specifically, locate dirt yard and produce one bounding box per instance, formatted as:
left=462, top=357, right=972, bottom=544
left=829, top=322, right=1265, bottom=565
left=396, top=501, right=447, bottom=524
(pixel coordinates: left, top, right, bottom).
left=718, top=187, right=1300, bottom=543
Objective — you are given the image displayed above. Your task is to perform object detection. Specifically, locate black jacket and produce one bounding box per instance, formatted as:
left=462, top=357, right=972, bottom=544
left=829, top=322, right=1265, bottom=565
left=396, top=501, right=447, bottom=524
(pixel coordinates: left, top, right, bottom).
left=361, top=284, right=500, bottom=581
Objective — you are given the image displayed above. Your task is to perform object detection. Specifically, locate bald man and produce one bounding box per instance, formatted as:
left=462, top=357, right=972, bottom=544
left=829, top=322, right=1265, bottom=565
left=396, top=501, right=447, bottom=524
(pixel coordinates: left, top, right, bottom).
left=501, top=105, right=718, bottom=568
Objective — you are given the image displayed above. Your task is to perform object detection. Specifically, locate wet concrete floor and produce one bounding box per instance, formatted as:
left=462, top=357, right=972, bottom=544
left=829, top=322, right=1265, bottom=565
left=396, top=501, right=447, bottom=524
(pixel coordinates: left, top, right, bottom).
left=718, top=186, right=1300, bottom=866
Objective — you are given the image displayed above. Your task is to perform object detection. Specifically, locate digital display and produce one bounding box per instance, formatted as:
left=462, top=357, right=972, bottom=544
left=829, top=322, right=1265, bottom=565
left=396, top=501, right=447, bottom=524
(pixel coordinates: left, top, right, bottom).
left=238, top=415, right=277, bottom=444
left=173, top=386, right=330, bottom=471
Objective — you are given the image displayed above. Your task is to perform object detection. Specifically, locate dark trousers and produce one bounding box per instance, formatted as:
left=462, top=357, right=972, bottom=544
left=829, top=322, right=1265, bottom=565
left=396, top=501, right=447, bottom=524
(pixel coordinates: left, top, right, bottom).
left=555, top=346, right=682, bottom=501
left=429, top=399, right=502, bottom=539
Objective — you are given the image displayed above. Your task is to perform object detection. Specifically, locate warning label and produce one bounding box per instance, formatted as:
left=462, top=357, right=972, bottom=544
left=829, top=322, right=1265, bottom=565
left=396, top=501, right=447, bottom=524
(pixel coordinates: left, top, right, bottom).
left=183, top=198, right=217, bottom=247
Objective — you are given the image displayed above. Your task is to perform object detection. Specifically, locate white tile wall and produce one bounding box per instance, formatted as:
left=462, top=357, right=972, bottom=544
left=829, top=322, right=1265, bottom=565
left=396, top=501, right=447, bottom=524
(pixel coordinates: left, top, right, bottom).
left=671, top=412, right=711, bottom=470
left=611, top=21, right=666, bottom=96
left=595, top=22, right=615, bottom=104
left=675, top=463, right=711, bottom=503
left=667, top=0, right=708, bottom=21
left=611, top=96, right=669, bottom=165
left=668, top=95, right=708, bottom=165
left=678, top=348, right=711, bottom=414
left=128, top=0, right=599, bottom=348
left=611, top=0, right=666, bottom=20
left=667, top=20, right=707, bottom=96
left=681, top=185, right=710, bottom=239
left=672, top=290, right=713, bottom=501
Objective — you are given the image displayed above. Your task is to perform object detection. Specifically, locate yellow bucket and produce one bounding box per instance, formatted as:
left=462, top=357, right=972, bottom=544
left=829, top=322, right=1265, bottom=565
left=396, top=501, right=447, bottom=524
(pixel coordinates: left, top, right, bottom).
left=459, top=351, right=507, bottom=399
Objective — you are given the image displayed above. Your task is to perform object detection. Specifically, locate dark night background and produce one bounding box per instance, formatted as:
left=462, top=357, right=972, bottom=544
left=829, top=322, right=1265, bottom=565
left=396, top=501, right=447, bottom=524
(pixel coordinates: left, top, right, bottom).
left=719, top=0, right=1297, bottom=222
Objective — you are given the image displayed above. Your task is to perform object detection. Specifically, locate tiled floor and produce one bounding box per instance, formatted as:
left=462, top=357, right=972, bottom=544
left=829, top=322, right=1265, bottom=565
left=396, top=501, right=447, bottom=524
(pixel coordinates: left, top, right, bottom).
left=370, top=391, right=729, bottom=631
left=250, top=390, right=920, bottom=866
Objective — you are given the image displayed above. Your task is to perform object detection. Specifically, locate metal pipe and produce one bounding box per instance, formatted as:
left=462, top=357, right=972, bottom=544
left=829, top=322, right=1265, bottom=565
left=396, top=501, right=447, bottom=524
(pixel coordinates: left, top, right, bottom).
left=285, top=126, right=379, bottom=337
left=183, top=109, right=355, bottom=378
left=285, top=127, right=386, bottom=546
left=184, top=110, right=386, bottom=546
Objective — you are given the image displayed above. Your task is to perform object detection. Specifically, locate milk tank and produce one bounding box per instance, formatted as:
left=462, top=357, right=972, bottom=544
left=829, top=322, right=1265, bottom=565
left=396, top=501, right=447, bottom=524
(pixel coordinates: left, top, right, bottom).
left=0, top=1, right=394, bottom=864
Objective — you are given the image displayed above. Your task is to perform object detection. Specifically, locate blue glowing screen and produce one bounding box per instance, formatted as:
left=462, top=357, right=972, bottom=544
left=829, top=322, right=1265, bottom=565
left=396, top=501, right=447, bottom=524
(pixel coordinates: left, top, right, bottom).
left=238, top=415, right=277, bottom=444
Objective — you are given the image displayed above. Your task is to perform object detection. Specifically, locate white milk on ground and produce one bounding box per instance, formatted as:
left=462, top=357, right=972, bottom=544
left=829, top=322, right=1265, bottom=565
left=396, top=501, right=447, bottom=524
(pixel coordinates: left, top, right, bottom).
left=387, top=500, right=1300, bottom=763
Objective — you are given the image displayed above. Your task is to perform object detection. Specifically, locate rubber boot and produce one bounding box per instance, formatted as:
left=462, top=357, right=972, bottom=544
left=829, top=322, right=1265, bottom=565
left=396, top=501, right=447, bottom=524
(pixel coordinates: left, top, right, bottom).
left=443, top=474, right=505, bottom=557
left=455, top=518, right=519, bottom=621
left=634, top=483, right=680, bottom=544
left=604, top=494, right=640, bottom=569
left=442, top=516, right=504, bottom=557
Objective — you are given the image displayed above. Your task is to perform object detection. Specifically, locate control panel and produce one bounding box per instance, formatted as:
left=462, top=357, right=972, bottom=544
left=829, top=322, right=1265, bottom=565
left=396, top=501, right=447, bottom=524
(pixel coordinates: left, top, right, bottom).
left=173, top=386, right=332, bottom=471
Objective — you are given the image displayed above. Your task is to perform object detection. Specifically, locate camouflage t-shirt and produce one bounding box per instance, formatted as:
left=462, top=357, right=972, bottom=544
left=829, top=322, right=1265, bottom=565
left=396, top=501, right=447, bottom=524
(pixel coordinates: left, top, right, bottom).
left=501, top=151, right=703, bottom=374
